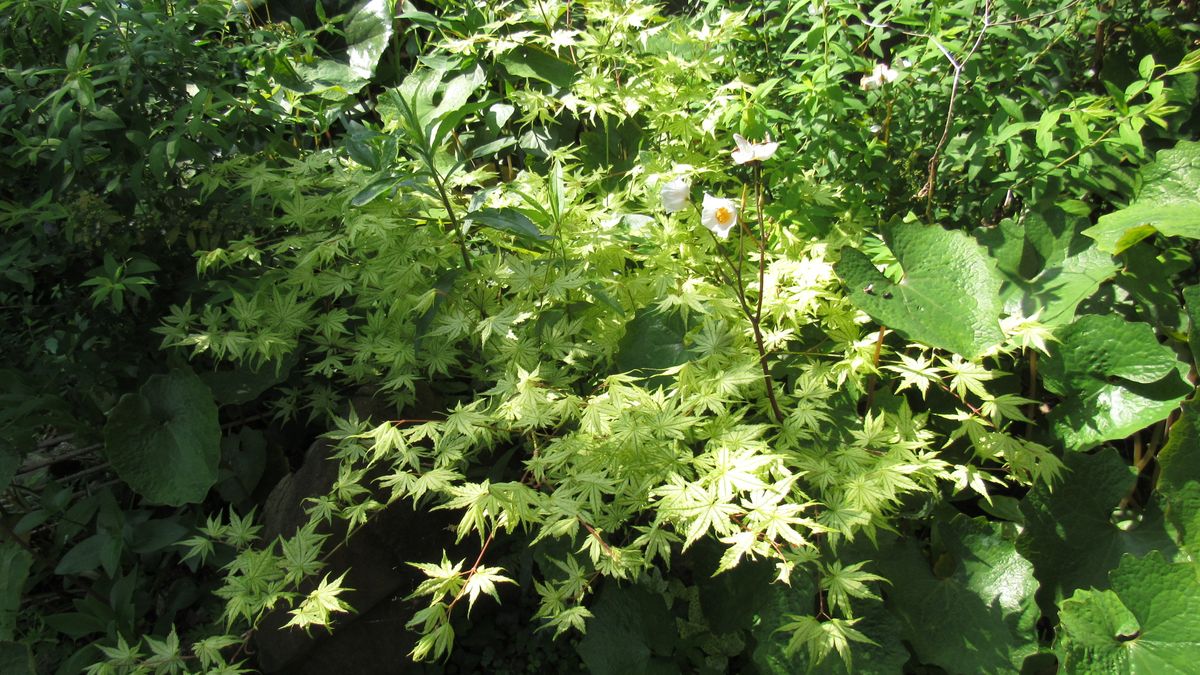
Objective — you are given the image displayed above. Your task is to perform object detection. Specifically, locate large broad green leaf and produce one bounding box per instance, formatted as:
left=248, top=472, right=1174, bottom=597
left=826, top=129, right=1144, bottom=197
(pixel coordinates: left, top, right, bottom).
left=1018, top=450, right=1175, bottom=609
left=0, top=642, right=34, bottom=675
left=1186, top=287, right=1200, bottom=369
left=0, top=543, right=31, bottom=641
left=835, top=221, right=1004, bottom=358
left=496, top=46, right=577, bottom=89
left=1157, top=396, right=1200, bottom=558
left=1118, top=245, right=1191, bottom=333
left=576, top=584, right=679, bottom=675
left=615, top=311, right=691, bottom=377
left=1041, top=314, right=1190, bottom=451
left=199, top=352, right=296, bottom=407
left=1084, top=141, right=1200, bottom=253
left=289, top=0, right=395, bottom=96
left=878, top=513, right=1039, bottom=674
left=1058, top=552, right=1200, bottom=673
left=976, top=208, right=1118, bottom=327
left=103, top=370, right=220, bottom=506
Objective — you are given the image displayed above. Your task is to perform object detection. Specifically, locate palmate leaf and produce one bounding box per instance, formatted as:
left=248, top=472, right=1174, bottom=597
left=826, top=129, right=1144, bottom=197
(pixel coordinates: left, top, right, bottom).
left=1017, top=450, right=1175, bottom=610
left=836, top=221, right=1004, bottom=358
left=1058, top=552, right=1200, bottom=673
left=1041, top=314, right=1190, bottom=451
left=1084, top=141, right=1200, bottom=253
left=746, top=563, right=909, bottom=675
left=878, top=513, right=1039, bottom=674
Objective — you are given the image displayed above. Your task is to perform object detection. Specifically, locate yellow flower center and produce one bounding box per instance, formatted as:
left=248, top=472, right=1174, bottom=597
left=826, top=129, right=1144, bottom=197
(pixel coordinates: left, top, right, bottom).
left=715, top=207, right=733, bottom=226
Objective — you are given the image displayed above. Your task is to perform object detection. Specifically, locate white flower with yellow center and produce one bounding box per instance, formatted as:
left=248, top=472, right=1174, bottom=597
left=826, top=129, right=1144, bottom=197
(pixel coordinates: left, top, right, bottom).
left=660, top=177, right=691, bottom=213
left=731, top=133, right=780, bottom=164
left=701, top=193, right=739, bottom=238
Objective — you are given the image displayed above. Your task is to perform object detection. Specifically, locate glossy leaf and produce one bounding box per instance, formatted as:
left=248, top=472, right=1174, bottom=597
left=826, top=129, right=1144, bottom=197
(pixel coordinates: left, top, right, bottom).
left=1157, top=396, right=1200, bottom=558
left=1018, top=450, right=1175, bottom=608
left=1041, top=314, right=1190, bottom=451
left=836, top=221, right=1004, bottom=358
left=1058, top=552, right=1200, bottom=673
left=466, top=207, right=552, bottom=242
left=1084, top=141, right=1200, bottom=253
left=976, top=208, right=1117, bottom=326
left=1184, top=286, right=1200, bottom=369
left=290, top=0, right=394, bottom=95
left=879, top=514, right=1039, bottom=673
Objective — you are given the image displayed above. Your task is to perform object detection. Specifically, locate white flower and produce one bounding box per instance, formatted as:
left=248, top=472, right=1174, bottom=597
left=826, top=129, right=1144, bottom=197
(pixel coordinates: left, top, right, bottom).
left=701, top=193, right=739, bottom=238
left=860, top=62, right=899, bottom=91
left=731, top=134, right=780, bottom=164
left=660, top=177, right=691, bottom=213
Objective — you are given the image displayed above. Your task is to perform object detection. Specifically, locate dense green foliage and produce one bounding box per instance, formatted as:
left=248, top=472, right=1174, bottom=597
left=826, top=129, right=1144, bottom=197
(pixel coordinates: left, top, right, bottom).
left=3, top=0, right=1200, bottom=673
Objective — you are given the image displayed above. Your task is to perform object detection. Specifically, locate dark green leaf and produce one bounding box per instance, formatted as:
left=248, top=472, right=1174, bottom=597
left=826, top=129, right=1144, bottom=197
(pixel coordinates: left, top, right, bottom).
left=1041, top=315, right=1190, bottom=451
left=351, top=176, right=396, bottom=207
left=1157, top=396, right=1200, bottom=558
left=976, top=208, right=1117, bottom=327
left=0, top=544, right=31, bottom=641
left=1018, top=450, right=1175, bottom=609
left=497, top=46, right=577, bottom=89
left=467, top=207, right=552, bottom=242
left=576, top=584, right=678, bottom=675
left=103, top=370, right=220, bottom=506
left=290, top=0, right=394, bottom=95
left=54, top=533, right=108, bottom=576
left=1084, top=141, right=1200, bottom=253
left=199, top=354, right=294, bottom=407
left=879, top=513, right=1039, bottom=673
left=615, top=311, right=690, bottom=377
left=0, top=642, right=34, bottom=675
left=1058, top=552, right=1200, bottom=673
left=1185, top=287, right=1200, bottom=370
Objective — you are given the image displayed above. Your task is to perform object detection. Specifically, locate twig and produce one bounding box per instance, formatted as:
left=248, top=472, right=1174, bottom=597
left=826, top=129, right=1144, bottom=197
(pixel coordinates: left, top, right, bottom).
left=752, top=164, right=785, bottom=425
left=446, top=530, right=497, bottom=613
left=37, top=433, right=74, bottom=449
left=920, top=1, right=993, bottom=217
left=578, top=518, right=614, bottom=558
left=17, top=443, right=102, bottom=477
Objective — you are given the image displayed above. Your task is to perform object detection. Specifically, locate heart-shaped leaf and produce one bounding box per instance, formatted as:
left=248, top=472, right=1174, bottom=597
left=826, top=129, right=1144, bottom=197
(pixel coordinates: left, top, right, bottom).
left=103, top=369, right=220, bottom=506
left=1041, top=314, right=1190, bottom=451
left=1084, top=141, right=1200, bottom=253
left=1058, top=552, right=1200, bottom=673
left=879, top=513, right=1040, bottom=673
left=836, top=222, right=1004, bottom=358
left=976, top=208, right=1118, bottom=327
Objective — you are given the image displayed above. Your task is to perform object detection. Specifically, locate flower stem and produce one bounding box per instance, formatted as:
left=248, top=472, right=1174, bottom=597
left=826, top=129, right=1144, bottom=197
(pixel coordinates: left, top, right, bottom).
left=752, top=164, right=784, bottom=424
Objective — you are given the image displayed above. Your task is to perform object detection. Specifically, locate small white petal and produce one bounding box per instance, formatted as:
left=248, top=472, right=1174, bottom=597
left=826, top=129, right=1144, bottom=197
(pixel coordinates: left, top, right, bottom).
left=731, top=135, right=779, bottom=164
left=660, top=177, right=691, bottom=213
left=701, top=193, right=739, bottom=238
